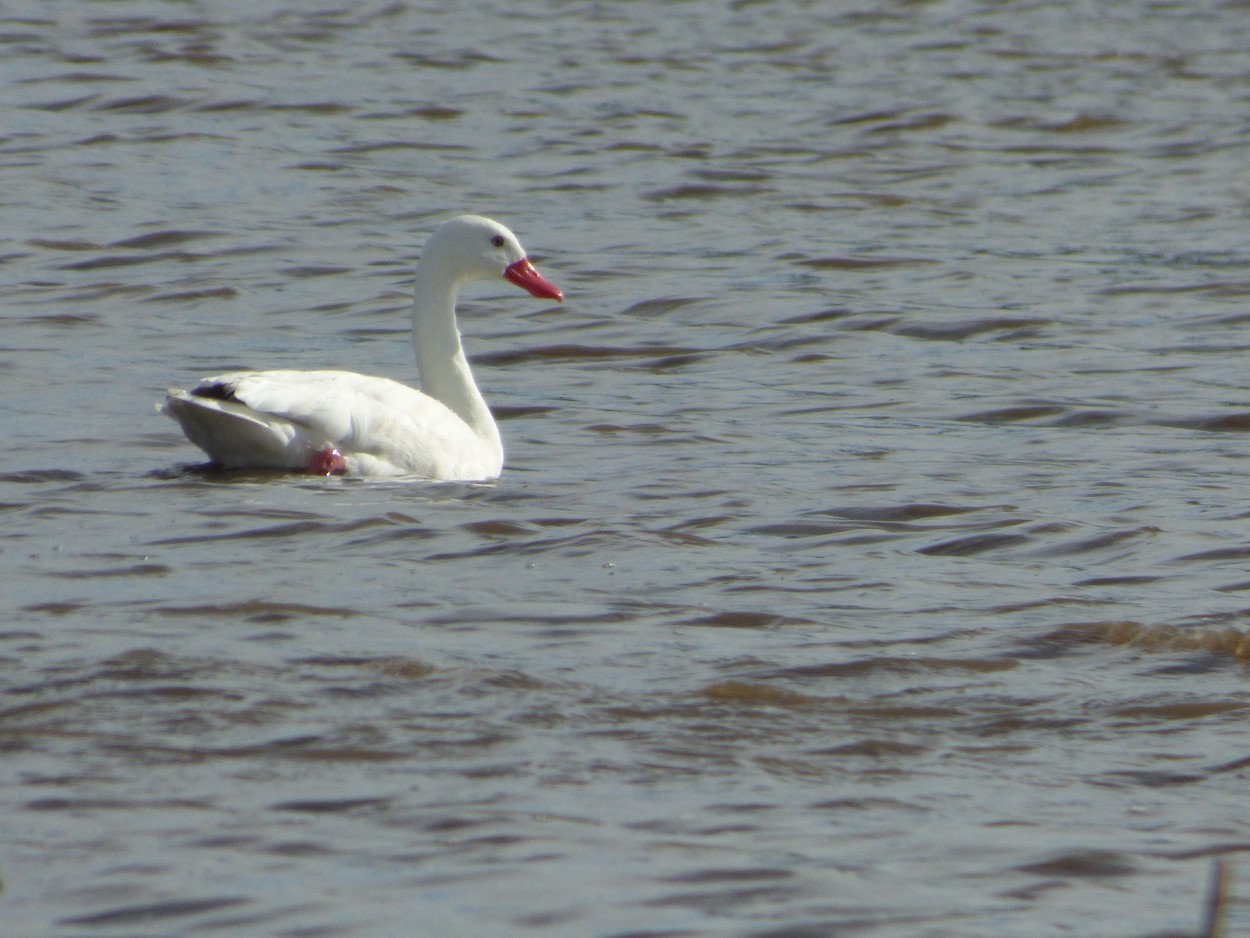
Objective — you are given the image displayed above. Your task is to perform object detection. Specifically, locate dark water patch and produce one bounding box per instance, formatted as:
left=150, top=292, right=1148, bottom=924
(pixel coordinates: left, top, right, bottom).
left=27, top=237, right=100, bottom=251
left=477, top=343, right=703, bottom=367
left=817, top=503, right=983, bottom=525
left=104, top=736, right=410, bottom=765
left=391, top=49, right=504, bottom=69
left=1, top=469, right=87, bottom=484
left=787, top=255, right=939, bottom=271
left=89, top=683, right=230, bottom=703
left=67, top=131, right=120, bottom=147
left=620, top=296, right=703, bottom=318
left=648, top=352, right=705, bottom=370
left=776, top=307, right=855, bottom=326
left=282, top=264, right=354, bottom=278
left=463, top=519, right=538, bottom=537
left=1074, top=575, right=1163, bottom=588
left=1050, top=408, right=1132, bottom=427
left=892, top=317, right=1049, bottom=341
left=994, top=113, right=1131, bottom=134
left=340, top=523, right=442, bottom=550
left=1033, top=621, right=1250, bottom=663
left=1099, top=279, right=1250, bottom=297
left=84, top=15, right=215, bottom=37
left=272, top=796, right=393, bottom=814
left=90, top=648, right=212, bottom=682
left=59, top=896, right=250, bottom=927
left=58, top=562, right=170, bottom=579
left=20, top=70, right=128, bottom=85
left=418, top=602, right=631, bottom=630
left=19, top=602, right=86, bottom=617
left=28, top=795, right=212, bottom=811
left=91, top=93, right=196, bottom=113
left=23, top=310, right=104, bottom=328
left=331, top=139, right=471, bottom=155
left=1161, top=844, right=1250, bottom=864
left=701, top=682, right=822, bottom=708
left=809, top=797, right=928, bottom=816
left=1099, top=769, right=1207, bottom=788
left=644, top=184, right=775, bottom=202
left=1173, top=544, right=1250, bottom=563
left=1210, top=310, right=1250, bottom=327
left=833, top=313, right=905, bottom=333
left=533, top=179, right=615, bottom=194
left=25, top=93, right=103, bottom=111
left=1208, top=754, right=1250, bottom=776
left=917, top=532, right=1030, bottom=556
left=681, top=611, right=810, bottom=630
left=604, top=140, right=666, bottom=154
left=194, top=100, right=354, bottom=115
left=147, top=515, right=393, bottom=546
left=744, top=520, right=851, bottom=539
left=690, top=167, right=771, bottom=184
left=111, top=229, right=222, bottom=250
left=59, top=250, right=200, bottom=271
left=1146, top=655, right=1229, bottom=677
left=57, top=282, right=157, bottom=303
left=294, top=655, right=436, bottom=680
left=744, top=920, right=926, bottom=938
left=1017, top=850, right=1136, bottom=878
left=957, top=404, right=1069, bottom=424
left=142, top=285, right=240, bottom=304
left=767, top=656, right=1018, bottom=680
left=665, top=867, right=795, bottom=885
left=653, top=527, right=719, bottom=548
left=0, top=699, right=77, bottom=724
left=1155, top=412, right=1250, bottom=433
left=1030, top=526, right=1158, bottom=558
left=387, top=526, right=632, bottom=562
left=827, top=107, right=910, bottom=128
left=820, top=738, right=933, bottom=760
left=587, top=422, right=683, bottom=438
left=644, top=881, right=803, bottom=912
left=1109, top=700, right=1247, bottom=722
left=146, top=601, right=362, bottom=623
left=405, top=105, right=463, bottom=121
left=867, top=112, right=957, bottom=135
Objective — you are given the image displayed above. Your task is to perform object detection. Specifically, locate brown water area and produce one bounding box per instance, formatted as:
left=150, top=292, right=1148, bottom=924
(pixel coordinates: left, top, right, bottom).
left=3, top=1, right=1250, bottom=935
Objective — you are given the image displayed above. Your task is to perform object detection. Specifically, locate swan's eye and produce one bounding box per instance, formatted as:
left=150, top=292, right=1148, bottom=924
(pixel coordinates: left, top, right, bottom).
left=490, top=235, right=505, bottom=248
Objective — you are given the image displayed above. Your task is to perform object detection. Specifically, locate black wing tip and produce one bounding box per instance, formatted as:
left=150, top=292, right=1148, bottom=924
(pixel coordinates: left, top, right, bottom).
left=191, top=382, right=238, bottom=402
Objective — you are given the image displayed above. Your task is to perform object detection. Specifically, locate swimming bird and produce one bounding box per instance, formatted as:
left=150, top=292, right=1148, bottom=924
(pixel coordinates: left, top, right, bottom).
left=162, top=214, right=563, bottom=479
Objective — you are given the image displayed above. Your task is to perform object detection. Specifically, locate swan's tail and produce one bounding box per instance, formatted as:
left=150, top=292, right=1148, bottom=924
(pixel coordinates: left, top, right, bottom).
left=162, top=390, right=303, bottom=469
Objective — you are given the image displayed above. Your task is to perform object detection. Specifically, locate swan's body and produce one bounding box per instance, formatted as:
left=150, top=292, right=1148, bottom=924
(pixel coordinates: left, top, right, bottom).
left=162, top=215, right=562, bottom=479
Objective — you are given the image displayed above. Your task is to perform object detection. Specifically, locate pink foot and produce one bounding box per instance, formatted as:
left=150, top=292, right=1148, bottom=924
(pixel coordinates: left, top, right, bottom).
left=308, top=447, right=348, bottom=475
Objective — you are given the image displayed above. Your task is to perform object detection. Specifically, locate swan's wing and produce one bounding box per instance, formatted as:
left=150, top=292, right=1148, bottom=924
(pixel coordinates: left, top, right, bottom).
left=187, top=370, right=493, bottom=477
left=162, top=389, right=304, bottom=468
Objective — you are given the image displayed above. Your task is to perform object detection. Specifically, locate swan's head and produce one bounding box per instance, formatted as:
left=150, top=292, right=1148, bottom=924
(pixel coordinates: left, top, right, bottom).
left=428, top=215, right=563, bottom=302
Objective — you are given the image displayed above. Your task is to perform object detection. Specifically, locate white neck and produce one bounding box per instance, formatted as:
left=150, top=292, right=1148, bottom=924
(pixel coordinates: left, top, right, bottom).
left=411, top=259, right=501, bottom=455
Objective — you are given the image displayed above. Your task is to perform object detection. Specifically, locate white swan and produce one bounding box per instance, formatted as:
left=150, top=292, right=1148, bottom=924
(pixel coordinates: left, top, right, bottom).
left=162, top=214, right=563, bottom=479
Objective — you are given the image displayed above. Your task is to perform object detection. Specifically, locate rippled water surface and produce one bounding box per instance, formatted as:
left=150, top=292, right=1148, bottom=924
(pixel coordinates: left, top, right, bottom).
left=5, top=1, right=1250, bottom=935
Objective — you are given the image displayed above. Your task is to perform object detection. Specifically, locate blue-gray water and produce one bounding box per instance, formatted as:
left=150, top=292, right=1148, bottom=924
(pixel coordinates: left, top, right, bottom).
left=4, top=2, right=1250, bottom=935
